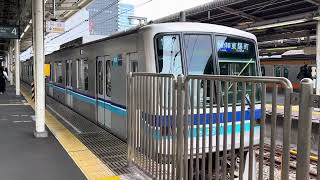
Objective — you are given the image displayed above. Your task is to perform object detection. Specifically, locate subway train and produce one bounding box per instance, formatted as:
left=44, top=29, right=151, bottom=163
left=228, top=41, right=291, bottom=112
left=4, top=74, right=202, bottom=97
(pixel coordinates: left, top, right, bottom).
left=21, top=22, right=261, bottom=155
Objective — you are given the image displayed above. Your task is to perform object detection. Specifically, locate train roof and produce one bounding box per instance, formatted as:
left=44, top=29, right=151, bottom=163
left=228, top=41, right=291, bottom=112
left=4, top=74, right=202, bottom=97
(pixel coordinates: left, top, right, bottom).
left=142, top=22, right=257, bottom=41
left=47, top=22, right=257, bottom=54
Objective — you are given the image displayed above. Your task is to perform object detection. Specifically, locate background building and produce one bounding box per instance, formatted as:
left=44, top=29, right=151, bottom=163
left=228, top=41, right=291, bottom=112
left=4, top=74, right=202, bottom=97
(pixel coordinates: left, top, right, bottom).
left=87, top=1, right=134, bottom=35
left=21, top=0, right=138, bottom=61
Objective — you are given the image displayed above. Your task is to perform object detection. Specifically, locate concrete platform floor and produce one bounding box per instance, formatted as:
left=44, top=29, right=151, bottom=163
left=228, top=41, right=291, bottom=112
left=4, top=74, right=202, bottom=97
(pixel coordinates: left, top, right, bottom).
left=0, top=85, right=86, bottom=180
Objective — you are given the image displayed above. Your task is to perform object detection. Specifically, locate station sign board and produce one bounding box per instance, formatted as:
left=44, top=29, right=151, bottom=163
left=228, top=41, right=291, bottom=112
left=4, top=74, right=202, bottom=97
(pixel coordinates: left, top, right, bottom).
left=46, top=21, right=65, bottom=33
left=0, top=26, right=19, bottom=39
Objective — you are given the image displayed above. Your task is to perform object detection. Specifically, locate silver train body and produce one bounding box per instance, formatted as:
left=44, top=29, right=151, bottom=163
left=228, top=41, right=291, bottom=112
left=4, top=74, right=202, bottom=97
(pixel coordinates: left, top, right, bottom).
left=21, top=22, right=261, bottom=145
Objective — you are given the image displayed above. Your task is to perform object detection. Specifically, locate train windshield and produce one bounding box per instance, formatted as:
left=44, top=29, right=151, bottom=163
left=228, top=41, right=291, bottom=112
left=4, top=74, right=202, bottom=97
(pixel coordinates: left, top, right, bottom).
left=216, top=36, right=259, bottom=104
left=184, top=34, right=214, bottom=75
left=216, top=36, right=257, bottom=76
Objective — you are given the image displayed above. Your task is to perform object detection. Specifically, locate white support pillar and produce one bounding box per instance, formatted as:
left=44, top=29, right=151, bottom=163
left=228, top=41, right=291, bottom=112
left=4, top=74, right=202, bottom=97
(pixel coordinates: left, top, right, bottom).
left=32, top=0, right=37, bottom=104
left=316, top=20, right=320, bottom=95
left=33, top=0, right=48, bottom=138
left=14, top=39, right=20, bottom=96
left=8, top=43, right=13, bottom=86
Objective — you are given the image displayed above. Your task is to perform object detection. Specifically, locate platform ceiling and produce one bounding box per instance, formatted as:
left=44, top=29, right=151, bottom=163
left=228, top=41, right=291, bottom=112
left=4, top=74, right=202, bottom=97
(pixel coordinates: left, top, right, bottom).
left=0, top=0, right=93, bottom=57
left=156, top=0, right=320, bottom=56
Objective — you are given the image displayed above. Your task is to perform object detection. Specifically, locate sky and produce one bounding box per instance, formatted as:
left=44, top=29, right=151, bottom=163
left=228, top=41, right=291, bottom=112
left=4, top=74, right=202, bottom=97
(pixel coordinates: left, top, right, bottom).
left=121, top=0, right=214, bottom=20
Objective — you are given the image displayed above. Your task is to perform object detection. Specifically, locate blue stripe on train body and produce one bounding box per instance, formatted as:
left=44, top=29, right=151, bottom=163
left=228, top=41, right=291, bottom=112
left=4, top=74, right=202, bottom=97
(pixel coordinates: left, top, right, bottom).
left=47, top=83, right=127, bottom=117
left=143, top=109, right=262, bottom=127
left=153, top=121, right=260, bottom=139
left=47, top=83, right=261, bottom=126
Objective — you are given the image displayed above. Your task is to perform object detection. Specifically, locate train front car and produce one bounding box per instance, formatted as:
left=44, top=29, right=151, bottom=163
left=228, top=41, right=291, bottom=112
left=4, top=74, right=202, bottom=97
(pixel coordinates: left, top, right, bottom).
left=146, top=23, right=261, bottom=166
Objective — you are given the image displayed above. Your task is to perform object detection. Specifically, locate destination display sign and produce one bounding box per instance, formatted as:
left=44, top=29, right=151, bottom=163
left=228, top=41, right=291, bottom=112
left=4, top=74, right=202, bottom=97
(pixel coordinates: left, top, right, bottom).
left=46, top=21, right=65, bottom=33
left=0, top=26, right=19, bottom=39
left=219, top=42, right=250, bottom=53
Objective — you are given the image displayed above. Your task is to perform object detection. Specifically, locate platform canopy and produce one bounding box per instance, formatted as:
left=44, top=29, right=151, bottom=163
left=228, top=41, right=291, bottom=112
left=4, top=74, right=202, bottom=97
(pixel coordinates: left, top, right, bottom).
left=0, top=0, right=93, bottom=57
left=155, top=0, right=320, bottom=56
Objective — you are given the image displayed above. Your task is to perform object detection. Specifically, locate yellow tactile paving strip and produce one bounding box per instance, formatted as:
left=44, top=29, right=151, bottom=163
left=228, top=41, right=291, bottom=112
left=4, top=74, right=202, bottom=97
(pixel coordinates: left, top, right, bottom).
left=20, top=88, right=119, bottom=180
left=266, top=104, right=320, bottom=117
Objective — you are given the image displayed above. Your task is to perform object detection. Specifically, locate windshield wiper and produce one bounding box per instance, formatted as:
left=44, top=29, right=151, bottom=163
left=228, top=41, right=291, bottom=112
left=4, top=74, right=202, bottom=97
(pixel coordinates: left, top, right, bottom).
left=237, top=58, right=254, bottom=76
left=227, top=58, right=254, bottom=91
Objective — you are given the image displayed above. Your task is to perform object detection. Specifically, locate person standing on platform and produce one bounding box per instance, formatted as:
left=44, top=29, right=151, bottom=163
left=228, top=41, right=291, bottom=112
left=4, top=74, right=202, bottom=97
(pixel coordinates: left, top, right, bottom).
left=0, top=66, right=8, bottom=94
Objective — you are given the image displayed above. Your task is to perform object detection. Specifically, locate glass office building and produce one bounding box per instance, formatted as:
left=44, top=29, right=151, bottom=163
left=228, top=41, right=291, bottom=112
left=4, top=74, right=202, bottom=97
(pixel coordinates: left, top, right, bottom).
left=87, top=0, right=134, bottom=35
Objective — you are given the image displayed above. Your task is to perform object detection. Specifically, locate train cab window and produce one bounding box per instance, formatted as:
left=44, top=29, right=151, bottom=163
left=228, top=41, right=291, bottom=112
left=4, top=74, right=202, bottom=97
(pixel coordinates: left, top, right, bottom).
left=55, top=62, right=63, bottom=84
left=106, top=60, right=111, bottom=97
left=216, top=36, right=257, bottom=76
left=156, top=34, right=183, bottom=76
left=184, top=34, right=214, bottom=75
left=184, top=34, right=215, bottom=106
left=66, top=60, right=72, bottom=87
left=77, top=59, right=89, bottom=91
left=216, top=36, right=258, bottom=103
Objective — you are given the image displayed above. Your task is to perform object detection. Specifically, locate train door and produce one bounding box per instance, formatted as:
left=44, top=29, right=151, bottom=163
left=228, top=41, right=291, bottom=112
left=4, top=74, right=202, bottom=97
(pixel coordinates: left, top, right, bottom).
left=96, top=56, right=112, bottom=128
left=66, top=60, right=73, bottom=107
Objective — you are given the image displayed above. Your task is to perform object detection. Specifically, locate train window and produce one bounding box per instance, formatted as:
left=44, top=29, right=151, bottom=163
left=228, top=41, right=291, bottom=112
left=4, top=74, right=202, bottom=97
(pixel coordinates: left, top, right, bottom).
left=130, top=61, right=138, bottom=72
left=261, top=66, right=266, bottom=76
left=156, top=34, right=183, bottom=76
left=66, top=60, right=72, bottom=87
left=106, top=60, right=111, bottom=97
left=77, top=59, right=89, bottom=91
left=97, top=58, right=103, bottom=95
left=283, top=67, right=289, bottom=78
left=55, top=62, right=63, bottom=84
left=184, top=34, right=214, bottom=75
left=50, top=63, right=54, bottom=81
left=274, top=66, right=281, bottom=77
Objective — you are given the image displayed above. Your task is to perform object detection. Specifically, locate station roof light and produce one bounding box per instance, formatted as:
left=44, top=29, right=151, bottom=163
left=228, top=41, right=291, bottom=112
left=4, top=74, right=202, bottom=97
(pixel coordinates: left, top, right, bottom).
left=246, top=19, right=308, bottom=30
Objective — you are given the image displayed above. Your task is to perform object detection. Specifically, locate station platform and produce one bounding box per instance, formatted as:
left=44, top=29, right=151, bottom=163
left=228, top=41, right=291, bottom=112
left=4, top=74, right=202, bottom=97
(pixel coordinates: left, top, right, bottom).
left=0, top=83, right=147, bottom=180
left=9, top=82, right=149, bottom=180
left=0, top=85, right=87, bottom=180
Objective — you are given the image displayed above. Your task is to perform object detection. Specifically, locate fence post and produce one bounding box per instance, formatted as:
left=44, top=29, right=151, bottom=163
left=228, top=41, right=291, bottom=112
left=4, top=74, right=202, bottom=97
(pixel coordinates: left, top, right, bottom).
left=296, top=78, right=313, bottom=180
left=127, top=73, right=133, bottom=166
left=176, top=75, right=185, bottom=180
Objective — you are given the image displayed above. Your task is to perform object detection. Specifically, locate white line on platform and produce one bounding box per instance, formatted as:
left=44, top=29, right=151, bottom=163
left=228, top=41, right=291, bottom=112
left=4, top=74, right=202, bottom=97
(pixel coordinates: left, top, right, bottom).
left=0, top=104, right=28, bottom=106
left=13, top=121, right=32, bottom=123
left=46, top=105, right=82, bottom=134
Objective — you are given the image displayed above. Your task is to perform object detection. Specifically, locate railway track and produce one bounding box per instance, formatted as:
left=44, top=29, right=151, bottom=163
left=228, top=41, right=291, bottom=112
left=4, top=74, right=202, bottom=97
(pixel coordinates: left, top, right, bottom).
left=255, top=144, right=318, bottom=179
